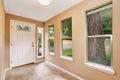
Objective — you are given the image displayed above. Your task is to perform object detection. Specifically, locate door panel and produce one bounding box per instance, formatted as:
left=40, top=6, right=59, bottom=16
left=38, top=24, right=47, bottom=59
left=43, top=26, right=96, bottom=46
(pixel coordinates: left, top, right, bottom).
left=10, top=20, right=35, bottom=67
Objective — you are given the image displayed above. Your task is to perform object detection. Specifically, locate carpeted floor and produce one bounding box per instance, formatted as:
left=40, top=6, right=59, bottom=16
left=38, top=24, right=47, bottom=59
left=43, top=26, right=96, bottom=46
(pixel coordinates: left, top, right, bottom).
left=5, top=62, right=79, bottom=80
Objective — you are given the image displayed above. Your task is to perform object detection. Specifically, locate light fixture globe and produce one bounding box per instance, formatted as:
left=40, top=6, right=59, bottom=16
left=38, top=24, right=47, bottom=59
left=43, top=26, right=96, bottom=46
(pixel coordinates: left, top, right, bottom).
left=37, top=0, right=51, bottom=6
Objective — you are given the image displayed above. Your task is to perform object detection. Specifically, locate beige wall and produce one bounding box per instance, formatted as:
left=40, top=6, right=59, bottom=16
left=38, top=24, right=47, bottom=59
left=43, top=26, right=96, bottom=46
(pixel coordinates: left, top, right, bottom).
left=45, top=0, right=120, bottom=80
left=0, top=0, right=5, bottom=80
left=5, top=14, right=45, bottom=68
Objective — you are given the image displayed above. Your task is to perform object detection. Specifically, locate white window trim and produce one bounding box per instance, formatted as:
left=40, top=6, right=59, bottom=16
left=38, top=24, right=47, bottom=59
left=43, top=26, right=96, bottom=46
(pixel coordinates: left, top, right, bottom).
left=88, top=35, right=112, bottom=42
left=60, top=56, right=73, bottom=62
left=88, top=35, right=112, bottom=38
left=85, top=62, right=115, bottom=75
left=37, top=27, right=44, bottom=58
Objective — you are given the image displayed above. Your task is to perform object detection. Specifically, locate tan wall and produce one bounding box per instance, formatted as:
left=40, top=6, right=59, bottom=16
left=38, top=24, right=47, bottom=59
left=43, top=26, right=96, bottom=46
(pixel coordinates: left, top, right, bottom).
left=5, top=14, right=45, bottom=68
left=0, top=0, right=5, bottom=80
left=45, top=0, right=120, bottom=80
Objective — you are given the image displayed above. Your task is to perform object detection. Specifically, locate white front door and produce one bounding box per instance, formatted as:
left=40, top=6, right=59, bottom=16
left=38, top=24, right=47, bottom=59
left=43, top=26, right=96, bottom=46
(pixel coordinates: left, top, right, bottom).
left=10, top=20, right=35, bottom=68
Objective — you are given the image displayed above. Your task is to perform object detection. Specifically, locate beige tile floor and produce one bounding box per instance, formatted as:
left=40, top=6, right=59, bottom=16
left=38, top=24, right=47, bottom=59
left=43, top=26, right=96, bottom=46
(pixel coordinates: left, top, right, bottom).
left=5, top=62, right=79, bottom=80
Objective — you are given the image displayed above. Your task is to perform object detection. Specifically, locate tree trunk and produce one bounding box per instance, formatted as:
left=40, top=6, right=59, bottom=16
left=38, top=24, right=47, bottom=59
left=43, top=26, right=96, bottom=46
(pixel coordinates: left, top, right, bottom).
left=87, top=12, right=106, bottom=60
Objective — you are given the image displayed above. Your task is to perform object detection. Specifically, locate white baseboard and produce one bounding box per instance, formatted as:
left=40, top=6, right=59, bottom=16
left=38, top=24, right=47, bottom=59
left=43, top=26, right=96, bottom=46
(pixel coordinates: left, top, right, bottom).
left=34, top=59, right=45, bottom=63
left=3, top=68, right=11, bottom=80
left=46, top=61, right=84, bottom=80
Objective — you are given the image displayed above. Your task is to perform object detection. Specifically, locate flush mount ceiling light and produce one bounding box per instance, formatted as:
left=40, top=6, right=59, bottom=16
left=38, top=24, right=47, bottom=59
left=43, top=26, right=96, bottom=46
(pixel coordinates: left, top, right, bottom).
left=37, top=0, right=52, bottom=6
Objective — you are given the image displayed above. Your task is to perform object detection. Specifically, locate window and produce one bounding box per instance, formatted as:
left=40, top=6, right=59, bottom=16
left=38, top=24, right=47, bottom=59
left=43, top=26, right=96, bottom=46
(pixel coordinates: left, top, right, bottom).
left=86, top=4, right=112, bottom=67
left=17, top=25, right=31, bottom=31
left=61, top=18, right=72, bottom=58
left=48, top=25, right=54, bottom=54
left=37, top=27, right=44, bottom=57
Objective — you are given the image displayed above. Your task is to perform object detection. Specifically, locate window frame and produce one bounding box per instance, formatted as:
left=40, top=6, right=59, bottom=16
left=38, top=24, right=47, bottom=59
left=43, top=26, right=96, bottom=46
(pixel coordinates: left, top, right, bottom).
left=37, top=27, right=44, bottom=58
left=60, top=17, right=73, bottom=61
left=48, top=25, right=55, bottom=55
left=85, top=3, right=115, bottom=74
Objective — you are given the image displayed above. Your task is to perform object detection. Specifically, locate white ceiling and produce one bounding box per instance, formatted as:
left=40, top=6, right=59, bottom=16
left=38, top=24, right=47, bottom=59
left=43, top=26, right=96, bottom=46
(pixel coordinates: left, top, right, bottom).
left=4, top=0, right=84, bottom=22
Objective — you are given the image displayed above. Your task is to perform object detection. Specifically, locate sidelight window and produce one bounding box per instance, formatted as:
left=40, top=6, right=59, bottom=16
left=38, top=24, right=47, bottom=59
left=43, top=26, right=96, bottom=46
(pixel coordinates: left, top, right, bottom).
left=37, top=27, right=44, bottom=57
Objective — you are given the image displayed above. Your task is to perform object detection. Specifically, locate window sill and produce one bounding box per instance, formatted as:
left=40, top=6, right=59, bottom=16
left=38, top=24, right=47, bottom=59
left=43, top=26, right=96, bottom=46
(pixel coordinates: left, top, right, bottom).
left=48, top=52, right=55, bottom=56
left=60, top=56, right=73, bottom=62
left=85, top=62, right=115, bottom=75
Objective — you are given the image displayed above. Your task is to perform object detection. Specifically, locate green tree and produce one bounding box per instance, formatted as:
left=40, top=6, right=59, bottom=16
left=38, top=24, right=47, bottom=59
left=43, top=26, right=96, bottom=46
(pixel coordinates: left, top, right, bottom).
left=62, top=18, right=72, bottom=37
left=100, top=9, right=112, bottom=34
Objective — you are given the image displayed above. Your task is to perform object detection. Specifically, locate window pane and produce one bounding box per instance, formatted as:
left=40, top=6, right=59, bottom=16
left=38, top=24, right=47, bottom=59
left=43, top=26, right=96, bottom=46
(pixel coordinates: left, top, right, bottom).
left=87, top=4, right=112, bottom=36
left=38, top=28, right=43, bottom=57
left=49, top=39, right=54, bottom=53
left=49, top=25, right=54, bottom=37
left=62, top=39, right=72, bottom=57
left=88, top=37, right=112, bottom=66
left=62, top=18, right=72, bottom=37
left=61, top=18, right=72, bottom=58
left=49, top=25, right=54, bottom=53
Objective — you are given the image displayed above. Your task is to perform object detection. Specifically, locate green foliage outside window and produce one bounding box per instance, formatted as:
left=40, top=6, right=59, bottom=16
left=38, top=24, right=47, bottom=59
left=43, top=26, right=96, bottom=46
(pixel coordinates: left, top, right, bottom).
left=62, top=18, right=72, bottom=37
left=101, top=8, right=112, bottom=34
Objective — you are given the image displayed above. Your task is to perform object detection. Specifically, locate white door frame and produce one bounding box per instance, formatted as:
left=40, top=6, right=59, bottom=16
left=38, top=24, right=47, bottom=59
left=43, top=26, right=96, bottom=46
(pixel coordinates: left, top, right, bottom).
left=10, top=19, right=36, bottom=68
